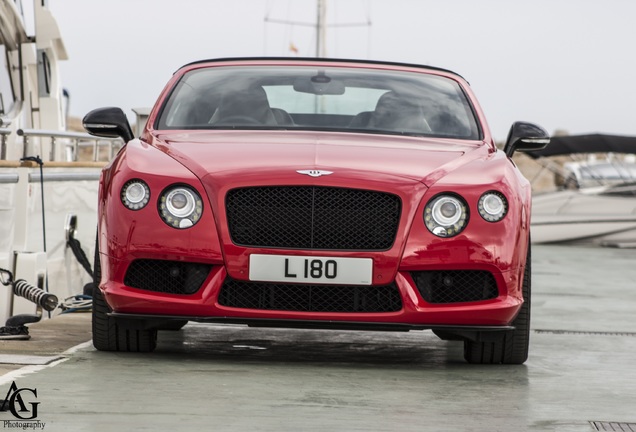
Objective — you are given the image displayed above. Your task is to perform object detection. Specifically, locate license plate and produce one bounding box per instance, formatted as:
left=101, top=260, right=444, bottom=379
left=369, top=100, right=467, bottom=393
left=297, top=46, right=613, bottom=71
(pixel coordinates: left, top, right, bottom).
left=249, top=254, right=373, bottom=285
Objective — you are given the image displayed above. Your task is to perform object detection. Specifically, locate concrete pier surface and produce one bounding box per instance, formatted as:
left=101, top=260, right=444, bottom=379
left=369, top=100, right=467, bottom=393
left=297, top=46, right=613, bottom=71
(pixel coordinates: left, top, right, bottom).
left=1, top=244, right=635, bottom=432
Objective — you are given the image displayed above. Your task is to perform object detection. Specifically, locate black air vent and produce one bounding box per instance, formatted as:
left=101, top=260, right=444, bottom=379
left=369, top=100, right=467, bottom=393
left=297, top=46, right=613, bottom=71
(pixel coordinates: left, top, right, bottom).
left=411, top=270, right=498, bottom=304
left=218, top=279, right=402, bottom=313
left=124, top=260, right=212, bottom=295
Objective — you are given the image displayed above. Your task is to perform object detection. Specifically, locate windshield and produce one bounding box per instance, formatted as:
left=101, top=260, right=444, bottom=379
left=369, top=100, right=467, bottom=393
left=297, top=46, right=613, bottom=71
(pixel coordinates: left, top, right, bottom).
left=156, top=65, right=481, bottom=140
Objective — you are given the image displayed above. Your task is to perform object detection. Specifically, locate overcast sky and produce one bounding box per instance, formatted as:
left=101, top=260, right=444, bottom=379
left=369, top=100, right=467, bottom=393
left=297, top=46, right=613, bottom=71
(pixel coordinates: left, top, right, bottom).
left=49, top=0, right=636, bottom=142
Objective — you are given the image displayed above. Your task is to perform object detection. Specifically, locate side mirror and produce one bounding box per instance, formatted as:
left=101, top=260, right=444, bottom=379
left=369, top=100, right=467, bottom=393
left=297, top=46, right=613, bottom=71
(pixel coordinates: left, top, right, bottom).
left=503, top=121, right=550, bottom=157
left=83, top=107, right=134, bottom=142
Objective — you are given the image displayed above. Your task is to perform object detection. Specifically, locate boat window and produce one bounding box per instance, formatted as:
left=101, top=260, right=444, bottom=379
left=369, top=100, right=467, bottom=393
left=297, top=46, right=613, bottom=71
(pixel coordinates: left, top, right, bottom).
left=156, top=65, right=481, bottom=140
left=37, top=50, right=52, bottom=97
left=0, top=46, right=16, bottom=115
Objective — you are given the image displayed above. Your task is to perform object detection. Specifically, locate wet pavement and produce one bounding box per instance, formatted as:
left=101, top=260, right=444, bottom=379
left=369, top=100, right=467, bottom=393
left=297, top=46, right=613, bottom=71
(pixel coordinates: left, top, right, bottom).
left=1, top=244, right=635, bottom=432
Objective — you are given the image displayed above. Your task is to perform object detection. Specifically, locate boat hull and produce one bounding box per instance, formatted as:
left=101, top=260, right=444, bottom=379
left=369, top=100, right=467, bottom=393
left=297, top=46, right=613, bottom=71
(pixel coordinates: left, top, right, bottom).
left=0, top=165, right=101, bottom=324
left=531, top=190, right=636, bottom=246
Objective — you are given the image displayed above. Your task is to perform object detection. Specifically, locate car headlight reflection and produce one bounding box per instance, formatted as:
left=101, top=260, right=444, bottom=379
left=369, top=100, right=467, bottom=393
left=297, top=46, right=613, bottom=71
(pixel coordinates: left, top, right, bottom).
left=121, top=180, right=150, bottom=210
left=478, top=191, right=508, bottom=222
left=159, top=185, right=203, bottom=229
left=424, top=195, right=468, bottom=237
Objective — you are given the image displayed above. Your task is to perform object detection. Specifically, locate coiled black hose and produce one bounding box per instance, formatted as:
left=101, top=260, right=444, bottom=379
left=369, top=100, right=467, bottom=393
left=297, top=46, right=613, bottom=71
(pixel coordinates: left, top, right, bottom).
left=12, top=279, right=58, bottom=311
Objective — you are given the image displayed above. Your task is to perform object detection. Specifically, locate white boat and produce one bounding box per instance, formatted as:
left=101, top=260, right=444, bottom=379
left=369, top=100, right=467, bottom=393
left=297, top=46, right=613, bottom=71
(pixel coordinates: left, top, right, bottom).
left=0, top=0, right=122, bottom=327
left=528, top=134, right=636, bottom=246
left=2, top=0, right=337, bottom=329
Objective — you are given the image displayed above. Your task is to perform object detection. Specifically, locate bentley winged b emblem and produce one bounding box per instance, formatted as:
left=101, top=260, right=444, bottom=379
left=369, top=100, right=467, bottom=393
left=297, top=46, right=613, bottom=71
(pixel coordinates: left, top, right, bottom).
left=296, top=169, right=334, bottom=178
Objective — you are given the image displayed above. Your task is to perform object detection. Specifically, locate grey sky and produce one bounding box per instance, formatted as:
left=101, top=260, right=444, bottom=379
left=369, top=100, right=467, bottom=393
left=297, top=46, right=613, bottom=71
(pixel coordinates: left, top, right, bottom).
left=50, top=0, right=636, bottom=142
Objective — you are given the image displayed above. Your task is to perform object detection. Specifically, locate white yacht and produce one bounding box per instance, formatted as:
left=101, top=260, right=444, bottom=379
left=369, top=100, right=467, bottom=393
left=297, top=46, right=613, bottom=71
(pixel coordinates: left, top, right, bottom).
left=528, top=134, right=636, bottom=247
left=0, top=0, right=122, bottom=328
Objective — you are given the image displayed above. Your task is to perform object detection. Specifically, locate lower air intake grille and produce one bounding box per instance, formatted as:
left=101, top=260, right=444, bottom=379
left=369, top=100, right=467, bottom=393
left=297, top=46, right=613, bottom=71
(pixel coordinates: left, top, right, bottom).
left=411, top=270, right=498, bottom=304
left=218, top=279, right=402, bottom=313
left=124, top=260, right=212, bottom=295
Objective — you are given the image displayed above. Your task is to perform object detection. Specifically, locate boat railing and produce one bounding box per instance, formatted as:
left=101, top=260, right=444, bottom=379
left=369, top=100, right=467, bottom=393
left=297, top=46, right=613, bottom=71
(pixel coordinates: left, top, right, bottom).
left=0, top=127, right=12, bottom=160
left=16, top=128, right=124, bottom=162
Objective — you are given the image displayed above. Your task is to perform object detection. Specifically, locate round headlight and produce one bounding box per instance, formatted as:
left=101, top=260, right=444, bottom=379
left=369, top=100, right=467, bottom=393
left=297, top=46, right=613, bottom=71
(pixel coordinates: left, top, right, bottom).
left=478, top=192, right=508, bottom=222
left=159, top=185, right=203, bottom=229
left=424, top=195, right=468, bottom=237
left=166, top=189, right=196, bottom=217
left=121, top=180, right=150, bottom=210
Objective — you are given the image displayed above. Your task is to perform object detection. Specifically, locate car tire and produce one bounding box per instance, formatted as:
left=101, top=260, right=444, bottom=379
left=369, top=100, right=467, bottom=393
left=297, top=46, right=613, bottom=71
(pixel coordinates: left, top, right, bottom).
left=463, top=245, right=531, bottom=365
left=92, top=235, right=158, bottom=352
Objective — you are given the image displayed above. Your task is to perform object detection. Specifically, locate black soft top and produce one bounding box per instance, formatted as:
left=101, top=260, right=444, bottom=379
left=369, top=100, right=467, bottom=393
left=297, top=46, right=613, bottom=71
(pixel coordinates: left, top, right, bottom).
left=527, top=134, right=636, bottom=158
left=178, top=57, right=468, bottom=83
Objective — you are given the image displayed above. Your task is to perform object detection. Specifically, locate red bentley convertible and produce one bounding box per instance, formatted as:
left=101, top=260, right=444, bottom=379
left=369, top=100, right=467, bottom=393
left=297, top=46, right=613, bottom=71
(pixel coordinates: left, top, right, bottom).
left=84, top=58, right=548, bottom=364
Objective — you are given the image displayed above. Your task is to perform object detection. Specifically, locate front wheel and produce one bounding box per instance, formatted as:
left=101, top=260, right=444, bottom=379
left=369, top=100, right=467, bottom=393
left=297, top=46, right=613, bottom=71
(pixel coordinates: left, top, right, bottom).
left=91, top=235, right=157, bottom=352
left=463, top=246, right=531, bottom=365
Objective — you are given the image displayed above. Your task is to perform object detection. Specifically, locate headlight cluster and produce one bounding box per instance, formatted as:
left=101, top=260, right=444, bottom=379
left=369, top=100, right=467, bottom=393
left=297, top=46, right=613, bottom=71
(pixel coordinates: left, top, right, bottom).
left=478, top=191, right=508, bottom=222
left=159, top=186, right=203, bottom=229
left=424, top=195, right=469, bottom=237
left=120, top=181, right=203, bottom=229
left=121, top=180, right=150, bottom=210
left=424, top=191, right=508, bottom=237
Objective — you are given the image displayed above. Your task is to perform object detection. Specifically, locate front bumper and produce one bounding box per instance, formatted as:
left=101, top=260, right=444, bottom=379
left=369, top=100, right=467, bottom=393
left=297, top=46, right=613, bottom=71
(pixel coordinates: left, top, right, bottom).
left=101, top=261, right=524, bottom=328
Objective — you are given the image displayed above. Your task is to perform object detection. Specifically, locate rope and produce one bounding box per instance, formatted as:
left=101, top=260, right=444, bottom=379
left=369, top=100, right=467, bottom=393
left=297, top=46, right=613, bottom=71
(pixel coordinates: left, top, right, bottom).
left=20, top=155, right=52, bottom=318
left=63, top=236, right=95, bottom=313
left=67, top=236, right=94, bottom=278
left=0, top=268, right=11, bottom=286
left=59, top=295, right=92, bottom=314
left=20, top=156, right=46, bottom=251
left=0, top=325, right=30, bottom=340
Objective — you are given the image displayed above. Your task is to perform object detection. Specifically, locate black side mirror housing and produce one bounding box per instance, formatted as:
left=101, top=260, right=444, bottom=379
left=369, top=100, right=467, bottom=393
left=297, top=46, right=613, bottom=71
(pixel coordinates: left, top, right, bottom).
left=83, top=107, right=134, bottom=143
left=503, top=121, right=550, bottom=157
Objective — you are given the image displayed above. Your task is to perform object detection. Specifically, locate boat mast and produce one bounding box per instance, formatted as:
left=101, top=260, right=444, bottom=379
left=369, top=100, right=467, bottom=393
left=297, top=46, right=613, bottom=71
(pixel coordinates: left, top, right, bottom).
left=265, top=0, right=369, bottom=58
left=316, top=0, right=327, bottom=57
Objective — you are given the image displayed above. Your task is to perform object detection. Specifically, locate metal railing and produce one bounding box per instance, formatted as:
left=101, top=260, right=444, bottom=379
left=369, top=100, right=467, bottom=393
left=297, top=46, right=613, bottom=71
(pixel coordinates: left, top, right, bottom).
left=0, top=128, right=10, bottom=160
left=28, top=171, right=101, bottom=182
left=0, top=168, right=100, bottom=183
left=17, top=129, right=124, bottom=162
left=0, top=173, right=19, bottom=184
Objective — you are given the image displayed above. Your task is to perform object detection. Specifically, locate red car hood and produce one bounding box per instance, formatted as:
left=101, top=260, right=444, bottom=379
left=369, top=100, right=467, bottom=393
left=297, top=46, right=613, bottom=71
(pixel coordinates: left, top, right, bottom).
left=150, top=130, right=488, bottom=186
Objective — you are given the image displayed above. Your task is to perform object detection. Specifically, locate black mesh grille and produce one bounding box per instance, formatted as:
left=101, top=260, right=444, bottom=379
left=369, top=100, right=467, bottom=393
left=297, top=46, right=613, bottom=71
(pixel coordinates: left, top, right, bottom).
left=124, top=260, right=212, bottom=295
left=225, top=186, right=401, bottom=250
left=218, top=279, right=403, bottom=312
left=411, top=270, right=499, bottom=304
